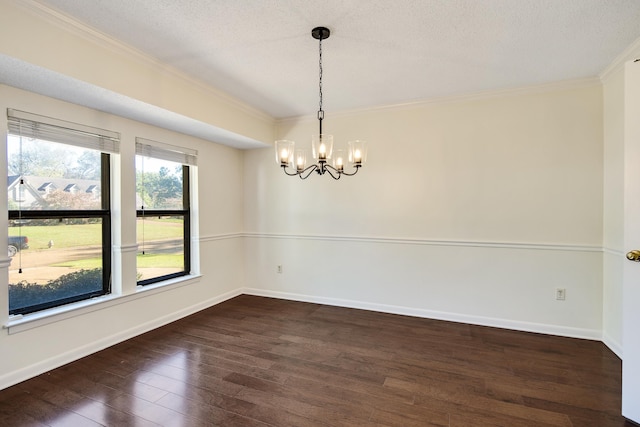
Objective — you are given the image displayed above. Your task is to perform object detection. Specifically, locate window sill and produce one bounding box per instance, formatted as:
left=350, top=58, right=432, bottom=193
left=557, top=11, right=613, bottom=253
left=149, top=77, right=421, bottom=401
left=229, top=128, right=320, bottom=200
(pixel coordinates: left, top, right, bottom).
left=3, top=274, right=202, bottom=334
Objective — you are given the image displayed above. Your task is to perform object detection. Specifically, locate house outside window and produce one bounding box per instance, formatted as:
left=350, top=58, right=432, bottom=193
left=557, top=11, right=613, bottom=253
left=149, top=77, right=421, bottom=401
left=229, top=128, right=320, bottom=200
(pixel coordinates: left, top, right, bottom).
left=6, top=109, right=119, bottom=315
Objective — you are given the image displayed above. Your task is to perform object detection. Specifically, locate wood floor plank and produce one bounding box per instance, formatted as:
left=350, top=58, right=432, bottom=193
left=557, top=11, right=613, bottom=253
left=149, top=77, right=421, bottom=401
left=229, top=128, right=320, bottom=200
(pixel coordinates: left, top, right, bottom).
left=0, top=295, right=635, bottom=426
left=68, top=397, right=161, bottom=427
left=369, top=405, right=449, bottom=427
left=235, top=386, right=378, bottom=427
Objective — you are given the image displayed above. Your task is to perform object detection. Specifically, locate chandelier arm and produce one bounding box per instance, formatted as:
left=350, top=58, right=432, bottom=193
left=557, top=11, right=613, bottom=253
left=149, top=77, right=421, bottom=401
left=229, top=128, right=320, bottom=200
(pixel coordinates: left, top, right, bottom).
left=281, top=163, right=319, bottom=178
left=337, top=165, right=361, bottom=176
left=281, top=165, right=302, bottom=176
left=323, top=164, right=343, bottom=180
left=299, top=164, right=319, bottom=179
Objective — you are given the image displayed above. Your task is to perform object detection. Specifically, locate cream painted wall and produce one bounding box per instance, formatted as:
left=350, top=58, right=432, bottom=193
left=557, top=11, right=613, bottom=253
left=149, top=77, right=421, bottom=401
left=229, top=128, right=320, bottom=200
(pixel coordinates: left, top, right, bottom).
left=602, top=67, right=625, bottom=355
left=244, top=84, right=605, bottom=338
left=0, top=85, right=245, bottom=389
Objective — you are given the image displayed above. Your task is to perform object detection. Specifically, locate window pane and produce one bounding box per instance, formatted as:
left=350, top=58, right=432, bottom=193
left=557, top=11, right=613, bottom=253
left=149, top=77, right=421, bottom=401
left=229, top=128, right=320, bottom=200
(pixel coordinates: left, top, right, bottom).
left=7, top=135, right=102, bottom=210
left=8, top=219, right=105, bottom=314
left=136, top=156, right=183, bottom=210
left=136, top=216, right=185, bottom=282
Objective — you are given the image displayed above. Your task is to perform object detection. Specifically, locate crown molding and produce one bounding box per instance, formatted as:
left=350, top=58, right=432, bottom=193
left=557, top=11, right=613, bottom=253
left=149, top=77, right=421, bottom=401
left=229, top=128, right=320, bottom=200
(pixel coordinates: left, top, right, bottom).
left=276, top=77, right=602, bottom=124
left=17, top=0, right=274, bottom=124
left=600, top=35, right=640, bottom=83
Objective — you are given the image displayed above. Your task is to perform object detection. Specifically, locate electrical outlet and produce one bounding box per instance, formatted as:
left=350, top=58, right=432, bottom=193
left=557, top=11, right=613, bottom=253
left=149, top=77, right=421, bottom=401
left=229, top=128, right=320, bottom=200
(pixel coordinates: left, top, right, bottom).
left=277, top=265, right=283, bottom=274
left=556, top=288, right=566, bottom=301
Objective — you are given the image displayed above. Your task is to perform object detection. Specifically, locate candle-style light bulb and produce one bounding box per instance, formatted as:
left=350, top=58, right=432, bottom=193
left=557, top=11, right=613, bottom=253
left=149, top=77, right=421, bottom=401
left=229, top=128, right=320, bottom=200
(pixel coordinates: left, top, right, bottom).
left=354, top=149, right=362, bottom=163
left=280, top=148, right=289, bottom=165
left=319, top=143, right=326, bottom=160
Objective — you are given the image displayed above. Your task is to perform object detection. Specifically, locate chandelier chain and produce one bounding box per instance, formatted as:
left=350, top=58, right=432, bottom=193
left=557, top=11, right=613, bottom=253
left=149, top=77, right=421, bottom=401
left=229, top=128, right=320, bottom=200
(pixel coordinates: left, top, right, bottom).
left=318, top=36, right=323, bottom=121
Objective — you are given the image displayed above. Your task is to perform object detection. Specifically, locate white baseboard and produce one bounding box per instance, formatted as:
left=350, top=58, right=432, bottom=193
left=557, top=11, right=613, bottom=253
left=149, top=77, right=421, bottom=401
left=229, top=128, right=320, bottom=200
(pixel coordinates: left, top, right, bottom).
left=603, top=333, right=623, bottom=359
left=242, top=287, right=602, bottom=341
left=0, top=288, right=242, bottom=391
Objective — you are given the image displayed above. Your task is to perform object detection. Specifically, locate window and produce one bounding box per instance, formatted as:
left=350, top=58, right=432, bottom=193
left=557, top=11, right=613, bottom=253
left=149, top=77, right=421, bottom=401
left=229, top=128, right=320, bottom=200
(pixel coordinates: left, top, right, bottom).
left=6, top=109, right=119, bottom=315
left=135, top=138, right=195, bottom=285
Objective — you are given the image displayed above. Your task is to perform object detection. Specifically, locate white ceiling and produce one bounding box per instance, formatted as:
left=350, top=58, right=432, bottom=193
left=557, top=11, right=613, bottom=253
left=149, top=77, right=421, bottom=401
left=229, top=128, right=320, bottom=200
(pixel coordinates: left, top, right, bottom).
left=27, top=0, right=640, bottom=120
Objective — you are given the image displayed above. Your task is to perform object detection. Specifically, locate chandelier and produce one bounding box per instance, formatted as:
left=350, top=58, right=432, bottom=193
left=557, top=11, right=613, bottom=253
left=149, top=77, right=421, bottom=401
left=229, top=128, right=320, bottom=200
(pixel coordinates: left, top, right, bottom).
left=275, top=27, right=367, bottom=180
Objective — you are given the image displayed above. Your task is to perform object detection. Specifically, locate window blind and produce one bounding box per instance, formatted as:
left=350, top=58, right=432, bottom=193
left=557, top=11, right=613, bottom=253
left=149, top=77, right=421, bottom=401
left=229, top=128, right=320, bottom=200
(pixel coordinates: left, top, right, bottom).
left=135, top=137, right=197, bottom=166
left=7, top=109, right=120, bottom=153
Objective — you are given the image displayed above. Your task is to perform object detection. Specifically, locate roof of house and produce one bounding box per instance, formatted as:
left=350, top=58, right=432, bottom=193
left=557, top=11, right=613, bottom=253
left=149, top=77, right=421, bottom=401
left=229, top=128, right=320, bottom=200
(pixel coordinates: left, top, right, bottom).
left=19, top=176, right=100, bottom=194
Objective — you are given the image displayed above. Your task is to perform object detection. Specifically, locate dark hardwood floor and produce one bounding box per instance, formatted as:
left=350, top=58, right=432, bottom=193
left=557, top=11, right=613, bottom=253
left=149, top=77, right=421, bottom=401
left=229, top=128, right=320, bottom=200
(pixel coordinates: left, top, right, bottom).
left=0, top=295, right=634, bottom=426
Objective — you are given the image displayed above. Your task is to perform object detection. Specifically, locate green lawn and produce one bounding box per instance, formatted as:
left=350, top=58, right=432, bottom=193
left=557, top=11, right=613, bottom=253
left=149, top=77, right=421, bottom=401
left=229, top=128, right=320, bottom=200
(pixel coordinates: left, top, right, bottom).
left=9, top=223, right=102, bottom=249
left=9, top=219, right=182, bottom=250
left=136, top=253, right=184, bottom=268
left=53, top=253, right=183, bottom=269
left=53, top=258, right=102, bottom=269
left=137, top=218, right=183, bottom=240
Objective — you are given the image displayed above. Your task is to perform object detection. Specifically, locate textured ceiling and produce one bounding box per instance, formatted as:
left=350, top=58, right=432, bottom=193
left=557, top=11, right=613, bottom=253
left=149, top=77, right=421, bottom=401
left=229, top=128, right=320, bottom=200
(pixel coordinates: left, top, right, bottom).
left=29, top=0, right=640, bottom=119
